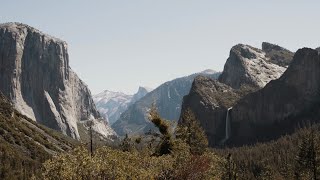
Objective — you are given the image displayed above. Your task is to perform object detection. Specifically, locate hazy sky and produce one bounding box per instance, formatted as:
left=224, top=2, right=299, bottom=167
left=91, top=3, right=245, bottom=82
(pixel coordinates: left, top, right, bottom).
left=1, top=1, right=320, bottom=94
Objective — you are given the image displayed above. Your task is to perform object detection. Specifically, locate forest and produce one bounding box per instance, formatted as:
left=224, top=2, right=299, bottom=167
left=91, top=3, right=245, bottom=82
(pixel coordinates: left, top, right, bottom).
left=0, top=91, right=319, bottom=180
left=39, top=108, right=320, bottom=180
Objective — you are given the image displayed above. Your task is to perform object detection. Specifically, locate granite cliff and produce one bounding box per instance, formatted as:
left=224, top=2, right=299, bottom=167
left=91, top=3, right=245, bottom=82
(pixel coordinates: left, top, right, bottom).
left=180, top=43, right=294, bottom=146
left=229, top=48, right=320, bottom=145
left=219, top=43, right=293, bottom=89
left=0, top=22, right=115, bottom=139
left=179, top=76, right=253, bottom=146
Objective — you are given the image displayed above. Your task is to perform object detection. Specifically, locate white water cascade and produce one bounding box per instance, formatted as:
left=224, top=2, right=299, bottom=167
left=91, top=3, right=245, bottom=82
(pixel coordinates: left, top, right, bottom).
left=223, top=107, right=233, bottom=143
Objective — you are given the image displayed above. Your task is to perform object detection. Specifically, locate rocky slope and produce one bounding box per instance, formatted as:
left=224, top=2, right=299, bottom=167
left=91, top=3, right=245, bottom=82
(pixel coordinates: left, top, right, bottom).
left=112, top=70, right=221, bottom=136
left=0, top=91, right=76, bottom=178
left=219, top=43, right=293, bottom=89
left=262, top=42, right=294, bottom=67
left=228, top=48, right=320, bottom=146
left=94, top=87, right=151, bottom=125
left=0, top=22, right=115, bottom=139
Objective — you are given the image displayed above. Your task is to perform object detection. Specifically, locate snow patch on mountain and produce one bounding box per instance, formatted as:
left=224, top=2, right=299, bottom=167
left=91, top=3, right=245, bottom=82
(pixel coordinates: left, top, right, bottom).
left=94, top=87, right=151, bottom=125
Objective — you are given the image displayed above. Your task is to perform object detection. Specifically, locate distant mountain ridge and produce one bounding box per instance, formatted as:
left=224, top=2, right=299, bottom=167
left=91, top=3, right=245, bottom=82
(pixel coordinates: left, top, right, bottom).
left=94, top=87, right=151, bottom=125
left=112, top=69, right=221, bottom=136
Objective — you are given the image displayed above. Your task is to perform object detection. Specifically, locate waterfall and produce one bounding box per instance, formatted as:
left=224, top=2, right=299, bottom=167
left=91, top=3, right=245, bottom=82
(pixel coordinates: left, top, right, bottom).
left=221, top=107, right=233, bottom=144
left=225, top=107, right=232, bottom=140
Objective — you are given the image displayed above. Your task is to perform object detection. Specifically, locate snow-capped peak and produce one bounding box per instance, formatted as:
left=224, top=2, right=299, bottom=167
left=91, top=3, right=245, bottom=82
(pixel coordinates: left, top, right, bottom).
left=93, top=87, right=152, bottom=125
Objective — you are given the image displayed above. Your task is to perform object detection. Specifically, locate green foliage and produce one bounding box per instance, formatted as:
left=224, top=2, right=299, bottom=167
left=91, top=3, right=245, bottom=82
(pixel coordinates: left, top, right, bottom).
left=177, top=108, right=208, bottom=155
left=0, top=94, right=75, bottom=179
left=295, top=130, right=320, bottom=179
left=216, top=126, right=320, bottom=180
left=221, top=154, right=238, bottom=180
left=148, top=104, right=170, bottom=136
left=43, top=145, right=223, bottom=180
left=120, top=134, right=134, bottom=152
left=42, top=105, right=223, bottom=180
left=148, top=105, right=175, bottom=156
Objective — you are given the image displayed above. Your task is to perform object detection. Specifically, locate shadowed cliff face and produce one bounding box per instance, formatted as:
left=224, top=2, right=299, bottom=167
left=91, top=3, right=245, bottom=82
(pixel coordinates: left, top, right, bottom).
left=179, top=76, right=255, bottom=146
left=0, top=23, right=113, bottom=139
left=229, top=48, right=320, bottom=146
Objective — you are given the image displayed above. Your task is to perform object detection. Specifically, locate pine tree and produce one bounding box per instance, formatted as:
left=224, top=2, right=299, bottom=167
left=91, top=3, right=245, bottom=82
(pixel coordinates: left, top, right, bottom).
left=120, top=134, right=134, bottom=152
left=176, top=108, right=208, bottom=155
left=222, top=153, right=237, bottom=180
left=148, top=104, right=174, bottom=156
left=295, top=129, right=320, bottom=179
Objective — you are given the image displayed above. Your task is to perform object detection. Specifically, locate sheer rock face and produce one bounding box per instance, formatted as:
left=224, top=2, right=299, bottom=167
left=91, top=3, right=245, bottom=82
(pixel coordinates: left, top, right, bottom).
left=179, top=76, right=243, bottom=146
left=0, top=22, right=113, bottom=139
left=229, top=48, right=320, bottom=145
left=219, top=43, right=290, bottom=89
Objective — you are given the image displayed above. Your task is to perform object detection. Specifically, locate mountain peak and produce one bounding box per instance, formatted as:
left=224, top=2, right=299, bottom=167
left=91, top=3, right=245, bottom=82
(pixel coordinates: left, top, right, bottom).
left=93, top=86, right=151, bottom=125
left=131, top=86, right=152, bottom=104
left=219, top=43, right=286, bottom=89
left=200, top=69, right=217, bottom=75
left=137, top=86, right=153, bottom=93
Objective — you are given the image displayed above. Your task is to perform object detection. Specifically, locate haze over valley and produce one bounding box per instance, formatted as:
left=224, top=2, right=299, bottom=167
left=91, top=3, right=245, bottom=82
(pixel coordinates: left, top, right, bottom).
left=1, top=1, right=320, bottom=179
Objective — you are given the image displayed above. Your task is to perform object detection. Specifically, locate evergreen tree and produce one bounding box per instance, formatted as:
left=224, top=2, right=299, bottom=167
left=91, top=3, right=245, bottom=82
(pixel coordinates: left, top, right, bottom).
left=120, top=134, right=134, bottom=152
left=148, top=104, right=174, bottom=156
left=295, top=129, right=320, bottom=179
left=176, top=108, right=208, bottom=155
left=222, top=153, right=237, bottom=180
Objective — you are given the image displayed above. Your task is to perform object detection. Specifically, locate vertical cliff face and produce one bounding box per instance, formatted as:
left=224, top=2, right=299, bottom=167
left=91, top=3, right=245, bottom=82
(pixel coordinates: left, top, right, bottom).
left=228, top=48, right=320, bottom=145
left=0, top=22, right=113, bottom=139
left=179, top=76, right=254, bottom=146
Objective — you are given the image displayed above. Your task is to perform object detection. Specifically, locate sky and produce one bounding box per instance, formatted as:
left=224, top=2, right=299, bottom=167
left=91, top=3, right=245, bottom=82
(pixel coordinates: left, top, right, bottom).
left=1, top=0, right=320, bottom=94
